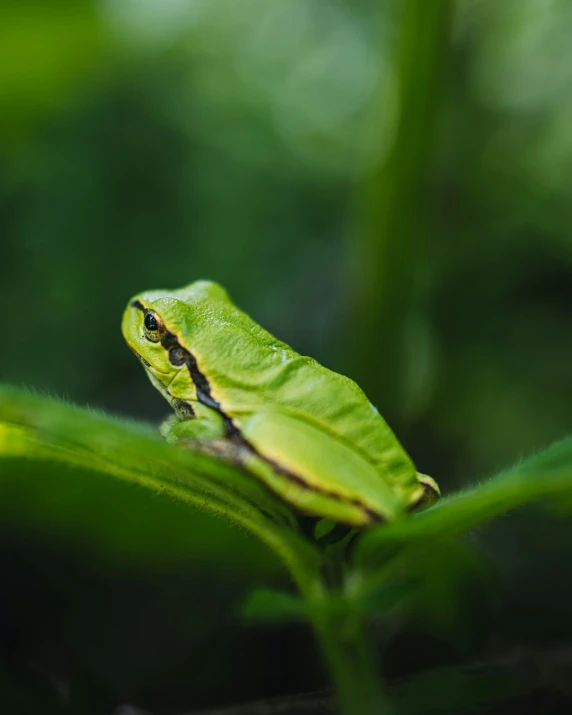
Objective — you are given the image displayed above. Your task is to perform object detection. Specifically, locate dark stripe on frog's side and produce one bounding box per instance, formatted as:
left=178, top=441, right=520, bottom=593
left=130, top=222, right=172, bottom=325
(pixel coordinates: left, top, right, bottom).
left=131, top=300, right=381, bottom=524
left=264, top=455, right=379, bottom=524
left=160, top=330, right=225, bottom=416
left=160, top=328, right=242, bottom=439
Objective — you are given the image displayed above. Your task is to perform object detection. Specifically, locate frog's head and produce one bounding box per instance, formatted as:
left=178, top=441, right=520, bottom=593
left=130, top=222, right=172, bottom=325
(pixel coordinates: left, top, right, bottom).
left=122, top=292, right=174, bottom=386
left=122, top=281, right=230, bottom=404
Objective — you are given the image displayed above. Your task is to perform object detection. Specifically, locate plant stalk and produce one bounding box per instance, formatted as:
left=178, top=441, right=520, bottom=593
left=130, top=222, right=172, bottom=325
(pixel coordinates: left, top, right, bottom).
left=311, top=599, right=392, bottom=715
left=290, top=560, right=390, bottom=715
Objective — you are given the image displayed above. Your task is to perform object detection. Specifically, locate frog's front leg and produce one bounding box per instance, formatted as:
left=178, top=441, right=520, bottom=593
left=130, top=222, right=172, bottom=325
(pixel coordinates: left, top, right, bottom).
left=160, top=402, right=244, bottom=461
left=160, top=401, right=226, bottom=442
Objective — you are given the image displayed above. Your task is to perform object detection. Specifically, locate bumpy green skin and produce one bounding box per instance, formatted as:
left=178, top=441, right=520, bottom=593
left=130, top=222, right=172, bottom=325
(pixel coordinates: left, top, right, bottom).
left=122, top=281, right=439, bottom=527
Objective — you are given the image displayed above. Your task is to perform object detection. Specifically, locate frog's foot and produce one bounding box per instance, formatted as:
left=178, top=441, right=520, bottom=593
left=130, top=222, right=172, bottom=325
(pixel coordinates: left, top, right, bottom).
left=160, top=402, right=226, bottom=443
left=412, top=472, right=440, bottom=510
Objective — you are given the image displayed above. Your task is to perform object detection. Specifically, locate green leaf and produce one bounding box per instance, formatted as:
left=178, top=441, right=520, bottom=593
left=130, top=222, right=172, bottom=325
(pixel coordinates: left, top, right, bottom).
left=0, top=386, right=322, bottom=590
left=0, top=1, right=105, bottom=143
left=356, top=436, right=572, bottom=573
left=241, top=588, right=308, bottom=625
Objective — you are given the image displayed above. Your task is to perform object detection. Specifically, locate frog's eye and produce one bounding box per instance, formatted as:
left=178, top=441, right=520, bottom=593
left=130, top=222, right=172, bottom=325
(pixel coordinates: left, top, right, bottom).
left=143, top=310, right=166, bottom=342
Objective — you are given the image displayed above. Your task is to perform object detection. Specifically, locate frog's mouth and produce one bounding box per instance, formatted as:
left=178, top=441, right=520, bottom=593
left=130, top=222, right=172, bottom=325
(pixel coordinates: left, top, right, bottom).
left=127, top=343, right=173, bottom=379
left=145, top=358, right=183, bottom=392
left=146, top=369, right=172, bottom=397
left=127, top=344, right=183, bottom=406
left=126, top=343, right=153, bottom=370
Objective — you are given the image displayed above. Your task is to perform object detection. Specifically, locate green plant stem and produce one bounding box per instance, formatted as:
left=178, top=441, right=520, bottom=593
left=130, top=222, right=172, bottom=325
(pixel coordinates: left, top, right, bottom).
left=313, top=606, right=391, bottom=715
left=289, top=562, right=390, bottom=715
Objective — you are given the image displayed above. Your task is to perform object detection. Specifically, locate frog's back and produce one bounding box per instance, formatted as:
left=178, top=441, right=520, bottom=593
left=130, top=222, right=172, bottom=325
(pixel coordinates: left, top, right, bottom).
left=171, top=282, right=417, bottom=488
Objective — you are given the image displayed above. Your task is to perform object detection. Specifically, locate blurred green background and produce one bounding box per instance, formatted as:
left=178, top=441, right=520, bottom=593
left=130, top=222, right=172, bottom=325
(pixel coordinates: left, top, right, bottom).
left=3, top=0, right=572, bottom=712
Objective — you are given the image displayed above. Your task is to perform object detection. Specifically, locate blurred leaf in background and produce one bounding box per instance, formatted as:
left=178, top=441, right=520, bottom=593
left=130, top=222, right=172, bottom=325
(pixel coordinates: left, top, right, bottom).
left=0, top=0, right=105, bottom=142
